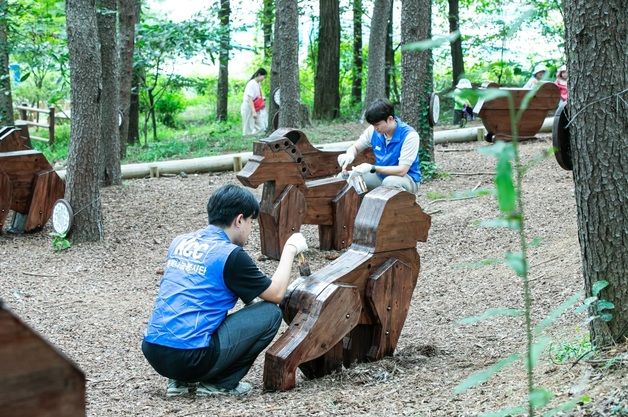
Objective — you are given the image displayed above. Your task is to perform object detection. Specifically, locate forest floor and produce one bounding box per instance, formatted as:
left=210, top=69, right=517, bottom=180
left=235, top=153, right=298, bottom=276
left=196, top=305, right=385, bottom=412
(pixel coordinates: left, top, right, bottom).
left=1, top=127, right=626, bottom=417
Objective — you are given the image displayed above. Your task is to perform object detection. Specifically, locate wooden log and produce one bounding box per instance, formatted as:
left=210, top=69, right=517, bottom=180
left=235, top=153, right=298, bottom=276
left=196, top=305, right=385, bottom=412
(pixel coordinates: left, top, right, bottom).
left=0, top=304, right=86, bottom=417
left=263, top=188, right=431, bottom=391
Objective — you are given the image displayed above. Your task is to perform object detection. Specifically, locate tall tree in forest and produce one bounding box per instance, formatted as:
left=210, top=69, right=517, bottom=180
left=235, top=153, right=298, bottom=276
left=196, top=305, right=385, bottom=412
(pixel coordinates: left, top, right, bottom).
left=65, top=0, right=103, bottom=242
left=313, top=0, right=340, bottom=120
left=400, top=0, right=433, bottom=162
left=563, top=0, right=627, bottom=347
left=261, top=0, right=273, bottom=60
left=275, top=0, right=300, bottom=127
left=384, top=2, right=393, bottom=100
left=97, top=0, right=121, bottom=186
left=364, top=0, right=391, bottom=110
left=448, top=0, right=464, bottom=88
left=267, top=8, right=280, bottom=133
left=0, top=0, right=13, bottom=126
left=118, top=0, right=139, bottom=157
left=216, top=0, right=230, bottom=121
left=351, top=0, right=363, bottom=105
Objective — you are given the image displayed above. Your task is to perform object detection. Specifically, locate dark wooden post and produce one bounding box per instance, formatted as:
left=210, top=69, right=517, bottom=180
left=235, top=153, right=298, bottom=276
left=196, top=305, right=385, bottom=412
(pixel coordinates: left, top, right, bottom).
left=18, top=102, right=28, bottom=121
left=48, top=106, right=55, bottom=146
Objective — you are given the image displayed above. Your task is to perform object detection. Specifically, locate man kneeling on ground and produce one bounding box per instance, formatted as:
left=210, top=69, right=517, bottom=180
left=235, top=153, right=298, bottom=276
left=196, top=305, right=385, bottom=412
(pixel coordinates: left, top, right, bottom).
left=142, top=184, right=308, bottom=397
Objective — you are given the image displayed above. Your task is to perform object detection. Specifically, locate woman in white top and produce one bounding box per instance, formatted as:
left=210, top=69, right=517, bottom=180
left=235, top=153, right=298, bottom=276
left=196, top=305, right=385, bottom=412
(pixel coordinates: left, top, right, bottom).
left=523, top=64, right=547, bottom=89
left=241, top=68, right=268, bottom=135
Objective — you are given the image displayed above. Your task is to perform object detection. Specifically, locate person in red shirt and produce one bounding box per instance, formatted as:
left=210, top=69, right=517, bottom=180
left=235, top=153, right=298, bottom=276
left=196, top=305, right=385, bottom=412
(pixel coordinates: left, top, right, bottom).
left=555, top=65, right=568, bottom=104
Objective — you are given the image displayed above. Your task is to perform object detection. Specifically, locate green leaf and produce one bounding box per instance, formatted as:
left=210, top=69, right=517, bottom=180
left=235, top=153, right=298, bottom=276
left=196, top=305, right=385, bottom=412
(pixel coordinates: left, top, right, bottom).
left=478, top=141, right=515, bottom=159
left=401, top=31, right=460, bottom=51
left=480, top=406, right=527, bottom=417
left=541, top=397, right=583, bottom=417
left=453, top=353, right=520, bottom=394
left=477, top=218, right=521, bottom=230
left=529, top=387, right=554, bottom=409
left=592, top=280, right=609, bottom=297
left=495, top=158, right=516, bottom=213
left=458, top=307, right=523, bottom=325
left=528, top=337, right=551, bottom=369
left=596, top=300, right=615, bottom=312
left=600, top=313, right=613, bottom=322
left=505, top=252, right=527, bottom=277
left=534, top=292, right=582, bottom=335
left=528, top=237, right=543, bottom=248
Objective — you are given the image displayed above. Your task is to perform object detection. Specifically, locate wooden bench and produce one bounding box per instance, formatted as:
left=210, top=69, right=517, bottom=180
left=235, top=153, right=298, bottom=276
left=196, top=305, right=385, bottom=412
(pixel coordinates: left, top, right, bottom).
left=237, top=128, right=374, bottom=260
left=0, top=149, right=65, bottom=232
left=475, top=82, right=560, bottom=140
left=0, top=301, right=86, bottom=416
left=263, top=187, right=431, bottom=390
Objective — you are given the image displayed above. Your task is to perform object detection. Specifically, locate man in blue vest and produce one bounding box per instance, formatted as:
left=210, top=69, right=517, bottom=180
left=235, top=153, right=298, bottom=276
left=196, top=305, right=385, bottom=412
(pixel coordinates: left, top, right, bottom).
left=142, top=184, right=308, bottom=397
left=337, top=98, right=421, bottom=193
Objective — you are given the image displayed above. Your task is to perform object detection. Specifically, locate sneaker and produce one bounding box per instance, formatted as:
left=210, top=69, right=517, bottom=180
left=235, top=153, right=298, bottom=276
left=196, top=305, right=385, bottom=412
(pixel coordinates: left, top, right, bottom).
left=196, top=381, right=252, bottom=397
left=166, top=379, right=194, bottom=397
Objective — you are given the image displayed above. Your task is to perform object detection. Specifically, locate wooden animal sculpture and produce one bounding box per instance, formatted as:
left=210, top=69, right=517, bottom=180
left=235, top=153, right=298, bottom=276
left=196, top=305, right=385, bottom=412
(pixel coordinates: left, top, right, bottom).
left=0, top=123, right=31, bottom=152
left=0, top=149, right=65, bottom=232
left=237, top=128, right=374, bottom=260
left=0, top=301, right=86, bottom=417
left=475, top=82, right=560, bottom=140
left=263, top=187, right=431, bottom=391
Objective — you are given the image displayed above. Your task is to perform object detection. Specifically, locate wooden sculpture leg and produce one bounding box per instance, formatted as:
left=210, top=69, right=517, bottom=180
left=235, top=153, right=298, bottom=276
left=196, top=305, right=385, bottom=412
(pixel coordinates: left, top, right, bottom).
left=25, top=171, right=65, bottom=232
left=259, top=184, right=305, bottom=259
left=0, top=172, right=12, bottom=230
left=365, top=258, right=417, bottom=361
left=331, top=185, right=360, bottom=250
left=263, top=284, right=361, bottom=391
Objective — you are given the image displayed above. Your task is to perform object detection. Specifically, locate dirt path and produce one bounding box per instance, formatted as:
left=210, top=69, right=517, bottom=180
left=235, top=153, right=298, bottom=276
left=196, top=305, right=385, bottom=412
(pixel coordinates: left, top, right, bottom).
left=0, top=134, right=625, bottom=416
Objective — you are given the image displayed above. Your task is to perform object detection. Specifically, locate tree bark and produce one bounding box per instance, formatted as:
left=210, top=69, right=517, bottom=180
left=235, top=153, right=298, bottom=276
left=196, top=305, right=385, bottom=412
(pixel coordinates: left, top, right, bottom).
left=117, top=0, right=139, bottom=158
left=563, top=0, right=628, bottom=347
left=97, top=0, right=121, bottom=186
left=65, top=0, right=104, bottom=242
left=267, top=4, right=281, bottom=133
left=351, top=0, right=363, bottom=105
left=401, top=0, right=433, bottom=163
left=448, top=0, right=464, bottom=88
left=385, top=2, right=393, bottom=100
left=0, top=0, right=14, bottom=126
left=276, top=0, right=300, bottom=128
left=364, top=0, right=391, bottom=111
left=262, top=0, right=273, bottom=60
left=216, top=0, right=230, bottom=121
left=313, top=0, right=340, bottom=120
left=128, top=65, right=141, bottom=145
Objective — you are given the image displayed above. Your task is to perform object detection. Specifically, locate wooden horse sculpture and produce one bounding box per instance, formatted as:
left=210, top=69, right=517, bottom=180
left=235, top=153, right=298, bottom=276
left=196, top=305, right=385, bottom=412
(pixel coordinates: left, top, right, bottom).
left=0, top=301, right=86, bottom=416
left=237, top=128, right=374, bottom=260
left=263, top=187, right=431, bottom=391
left=0, top=149, right=65, bottom=232
left=474, top=82, right=560, bottom=140
left=0, top=123, right=31, bottom=152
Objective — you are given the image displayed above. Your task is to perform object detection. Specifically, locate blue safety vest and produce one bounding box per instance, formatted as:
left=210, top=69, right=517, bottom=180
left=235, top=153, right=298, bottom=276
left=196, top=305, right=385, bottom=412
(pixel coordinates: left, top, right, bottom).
left=370, top=118, right=422, bottom=183
left=144, top=225, right=239, bottom=349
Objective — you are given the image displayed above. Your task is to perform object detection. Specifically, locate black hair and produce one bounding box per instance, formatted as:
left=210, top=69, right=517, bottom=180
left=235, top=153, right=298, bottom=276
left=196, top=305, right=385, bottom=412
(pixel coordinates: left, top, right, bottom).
left=365, top=98, right=395, bottom=124
left=207, top=184, right=259, bottom=227
left=250, top=68, right=268, bottom=80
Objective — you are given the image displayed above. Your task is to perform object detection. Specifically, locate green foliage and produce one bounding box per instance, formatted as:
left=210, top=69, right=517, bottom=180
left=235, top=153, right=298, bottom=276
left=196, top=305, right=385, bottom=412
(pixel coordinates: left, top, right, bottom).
left=574, top=280, right=614, bottom=323
left=154, top=88, right=186, bottom=128
left=549, top=334, right=592, bottom=364
left=49, top=231, right=71, bottom=251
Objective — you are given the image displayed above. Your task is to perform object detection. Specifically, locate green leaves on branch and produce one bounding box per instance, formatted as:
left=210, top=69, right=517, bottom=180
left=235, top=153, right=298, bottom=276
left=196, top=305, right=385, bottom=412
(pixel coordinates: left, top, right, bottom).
left=574, top=280, right=614, bottom=323
left=534, top=292, right=582, bottom=336
left=453, top=353, right=521, bottom=394
left=478, top=141, right=518, bottom=216
left=401, top=31, right=460, bottom=52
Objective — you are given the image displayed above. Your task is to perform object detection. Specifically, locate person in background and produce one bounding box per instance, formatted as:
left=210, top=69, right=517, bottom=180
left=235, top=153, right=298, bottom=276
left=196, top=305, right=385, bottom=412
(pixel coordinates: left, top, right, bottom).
left=523, top=64, right=548, bottom=89
left=453, top=78, right=473, bottom=127
left=142, top=184, right=308, bottom=397
left=337, top=98, right=421, bottom=193
left=555, top=65, right=568, bottom=104
left=241, top=68, right=268, bottom=136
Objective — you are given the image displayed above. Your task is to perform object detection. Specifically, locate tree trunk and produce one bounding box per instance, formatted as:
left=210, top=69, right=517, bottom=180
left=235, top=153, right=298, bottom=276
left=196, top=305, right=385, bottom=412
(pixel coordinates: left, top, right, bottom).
left=117, top=0, right=139, bottom=158
left=385, top=2, right=393, bottom=100
left=128, top=65, right=141, bottom=145
left=563, top=0, right=628, bottom=347
left=351, top=0, right=363, bottom=105
left=0, top=0, right=14, bottom=126
left=97, top=0, right=121, bottom=186
left=313, top=0, right=340, bottom=120
left=216, top=0, right=230, bottom=121
left=65, top=0, right=104, bottom=242
left=448, top=0, right=464, bottom=88
left=276, top=0, right=300, bottom=128
left=400, top=0, right=433, bottom=163
left=364, top=0, right=391, bottom=111
left=267, top=5, right=281, bottom=133
left=262, top=0, right=273, bottom=60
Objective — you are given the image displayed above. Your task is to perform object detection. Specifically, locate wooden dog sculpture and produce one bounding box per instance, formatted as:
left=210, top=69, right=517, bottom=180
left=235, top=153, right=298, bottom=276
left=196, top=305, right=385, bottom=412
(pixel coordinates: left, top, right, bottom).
left=237, top=128, right=374, bottom=260
left=0, top=149, right=65, bottom=232
left=475, top=82, right=560, bottom=140
left=263, top=187, right=431, bottom=391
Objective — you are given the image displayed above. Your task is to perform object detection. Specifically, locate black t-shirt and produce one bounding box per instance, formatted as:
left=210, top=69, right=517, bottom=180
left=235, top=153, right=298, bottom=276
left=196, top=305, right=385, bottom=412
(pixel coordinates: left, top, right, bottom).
left=223, top=247, right=272, bottom=304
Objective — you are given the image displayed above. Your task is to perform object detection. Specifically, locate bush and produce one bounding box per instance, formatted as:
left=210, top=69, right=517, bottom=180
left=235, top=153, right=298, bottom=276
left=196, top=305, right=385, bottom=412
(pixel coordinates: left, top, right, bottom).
left=155, top=89, right=186, bottom=128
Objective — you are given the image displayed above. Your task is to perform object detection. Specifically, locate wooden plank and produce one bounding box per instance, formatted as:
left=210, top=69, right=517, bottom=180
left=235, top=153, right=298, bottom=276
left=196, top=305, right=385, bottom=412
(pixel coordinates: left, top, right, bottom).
left=0, top=172, right=12, bottom=228
left=15, top=105, right=51, bottom=114
left=30, top=135, right=50, bottom=143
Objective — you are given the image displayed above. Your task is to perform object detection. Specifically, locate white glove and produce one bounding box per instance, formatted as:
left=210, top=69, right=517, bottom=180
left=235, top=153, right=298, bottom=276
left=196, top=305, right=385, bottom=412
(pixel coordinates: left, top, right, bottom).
left=284, top=232, right=308, bottom=255
left=337, top=153, right=355, bottom=170
left=351, top=163, right=373, bottom=175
